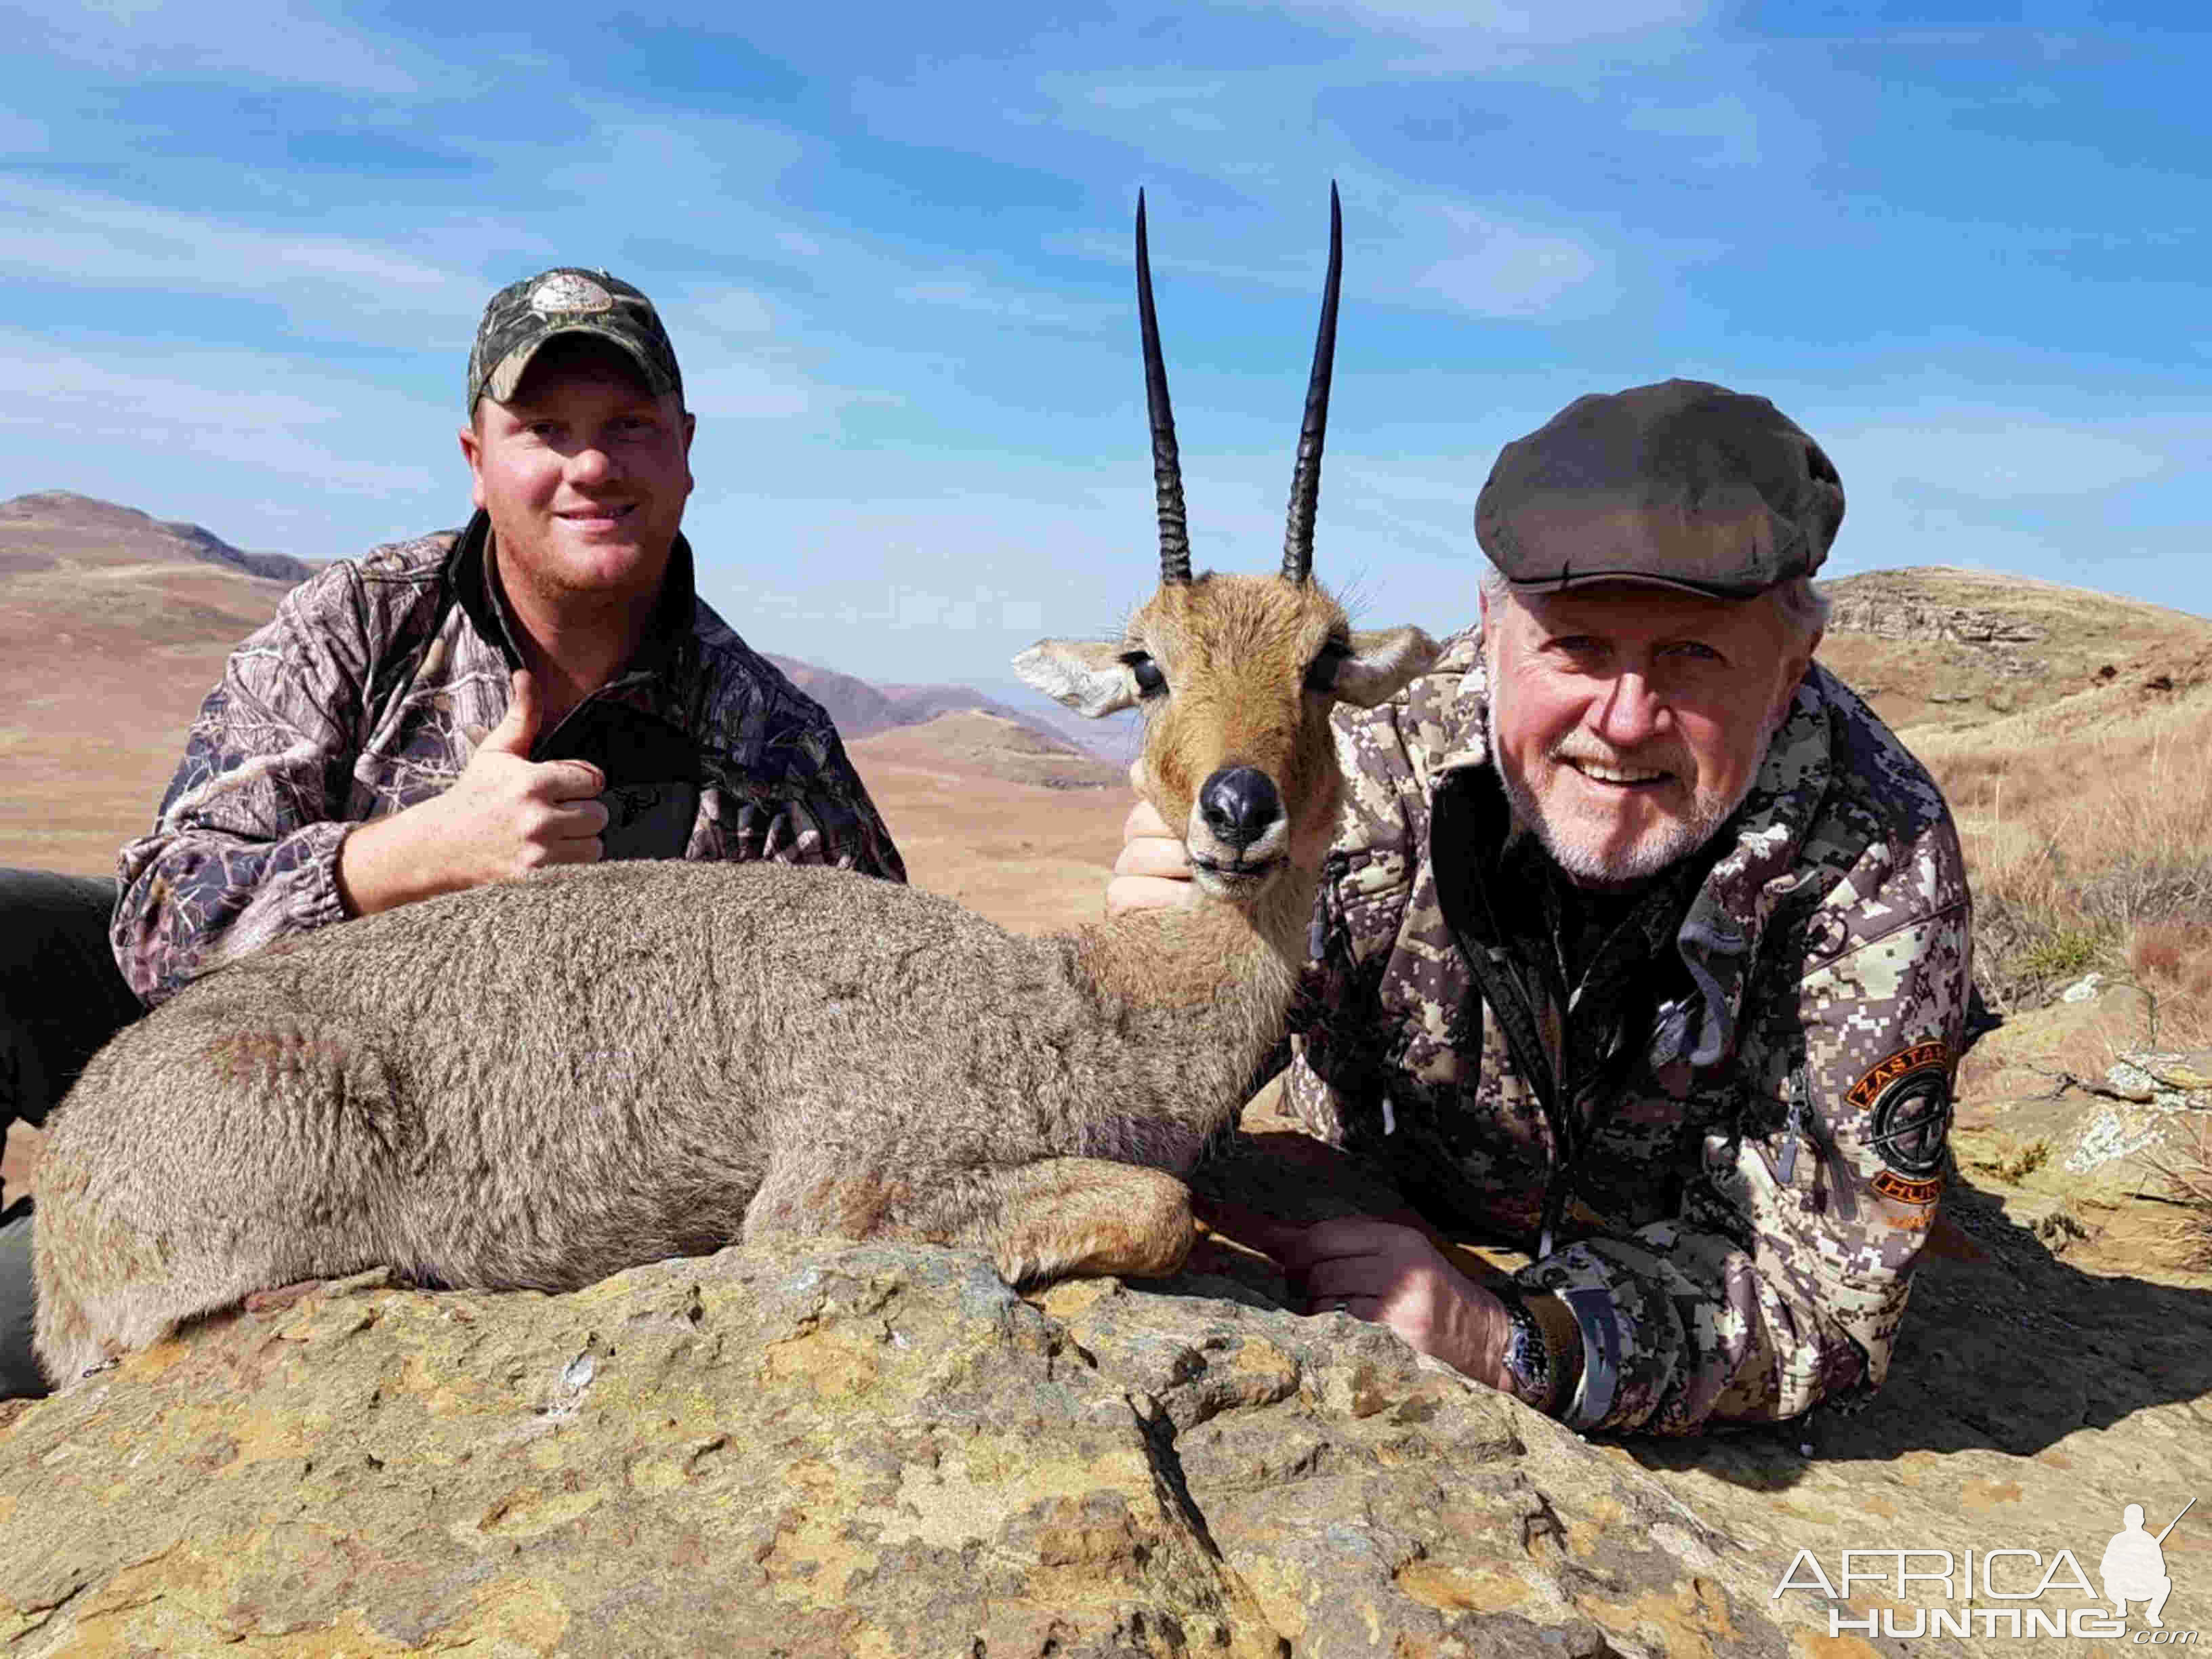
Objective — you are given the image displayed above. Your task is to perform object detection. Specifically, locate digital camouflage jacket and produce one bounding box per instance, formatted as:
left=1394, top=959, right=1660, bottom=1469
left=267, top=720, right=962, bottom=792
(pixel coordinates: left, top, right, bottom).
left=114, top=514, right=905, bottom=1006
left=1282, top=626, right=1971, bottom=1435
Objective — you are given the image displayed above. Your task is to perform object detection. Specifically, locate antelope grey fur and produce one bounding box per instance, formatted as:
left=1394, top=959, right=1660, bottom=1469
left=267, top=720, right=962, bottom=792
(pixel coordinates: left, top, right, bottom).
left=33, top=186, right=1439, bottom=1391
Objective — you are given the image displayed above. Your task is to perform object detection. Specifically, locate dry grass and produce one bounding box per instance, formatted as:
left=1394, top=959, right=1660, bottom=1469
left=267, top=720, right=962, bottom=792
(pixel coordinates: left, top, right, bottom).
left=1911, top=684, right=2212, bottom=1035
left=2145, top=1114, right=2212, bottom=1269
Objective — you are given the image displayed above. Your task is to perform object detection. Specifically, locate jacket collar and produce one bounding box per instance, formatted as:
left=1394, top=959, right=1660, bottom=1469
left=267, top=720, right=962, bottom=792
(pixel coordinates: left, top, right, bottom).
left=444, top=508, right=701, bottom=687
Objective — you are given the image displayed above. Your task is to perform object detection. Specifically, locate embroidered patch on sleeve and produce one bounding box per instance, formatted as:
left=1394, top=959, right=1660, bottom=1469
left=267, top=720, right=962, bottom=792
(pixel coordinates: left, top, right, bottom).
left=1870, top=1170, right=1944, bottom=1206
left=1850, top=1040, right=1953, bottom=1178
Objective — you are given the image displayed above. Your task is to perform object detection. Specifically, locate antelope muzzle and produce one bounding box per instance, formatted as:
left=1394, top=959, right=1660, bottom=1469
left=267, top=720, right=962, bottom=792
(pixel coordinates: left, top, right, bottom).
left=1188, top=764, right=1289, bottom=888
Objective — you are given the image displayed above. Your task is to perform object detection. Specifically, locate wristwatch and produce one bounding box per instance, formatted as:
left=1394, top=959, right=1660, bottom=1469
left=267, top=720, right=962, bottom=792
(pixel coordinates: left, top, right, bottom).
left=1497, top=1295, right=1554, bottom=1410
left=1497, top=1289, right=1582, bottom=1416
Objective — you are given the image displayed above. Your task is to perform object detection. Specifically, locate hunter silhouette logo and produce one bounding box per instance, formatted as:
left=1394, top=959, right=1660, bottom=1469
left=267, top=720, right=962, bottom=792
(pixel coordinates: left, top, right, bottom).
left=2102, top=1497, right=2194, bottom=1629
left=1771, top=1494, right=2199, bottom=1640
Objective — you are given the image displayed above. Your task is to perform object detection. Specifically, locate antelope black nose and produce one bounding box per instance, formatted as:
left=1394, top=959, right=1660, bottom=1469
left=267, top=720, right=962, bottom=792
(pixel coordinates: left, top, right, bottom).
left=1198, top=766, right=1283, bottom=851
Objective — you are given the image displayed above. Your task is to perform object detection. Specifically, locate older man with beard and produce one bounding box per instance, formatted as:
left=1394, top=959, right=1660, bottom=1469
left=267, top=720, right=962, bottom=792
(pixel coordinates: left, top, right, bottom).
left=1113, top=381, right=1973, bottom=1435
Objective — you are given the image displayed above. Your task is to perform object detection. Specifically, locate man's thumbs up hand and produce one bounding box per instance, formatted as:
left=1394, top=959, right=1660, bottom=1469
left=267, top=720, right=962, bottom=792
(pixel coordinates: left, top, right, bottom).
left=478, top=665, right=548, bottom=758
left=337, top=668, right=610, bottom=916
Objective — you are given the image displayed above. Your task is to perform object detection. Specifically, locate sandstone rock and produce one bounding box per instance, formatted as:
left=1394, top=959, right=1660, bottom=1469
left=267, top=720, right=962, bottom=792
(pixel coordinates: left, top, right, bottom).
left=1, top=1239, right=1809, bottom=1658
left=1824, top=594, right=2047, bottom=649
left=4, top=1170, right=2210, bottom=1656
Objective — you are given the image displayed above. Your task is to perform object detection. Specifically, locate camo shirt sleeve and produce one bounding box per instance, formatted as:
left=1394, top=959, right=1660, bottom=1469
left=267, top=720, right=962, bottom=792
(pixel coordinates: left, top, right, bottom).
left=112, top=562, right=382, bottom=1006
left=678, top=621, right=904, bottom=884
left=1519, top=812, right=1974, bottom=1435
left=691, top=706, right=905, bottom=882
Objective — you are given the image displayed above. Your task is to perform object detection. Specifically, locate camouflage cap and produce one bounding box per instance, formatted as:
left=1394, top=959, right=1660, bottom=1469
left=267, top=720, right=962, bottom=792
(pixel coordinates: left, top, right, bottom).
left=1475, top=380, right=1845, bottom=599
left=466, top=268, right=683, bottom=413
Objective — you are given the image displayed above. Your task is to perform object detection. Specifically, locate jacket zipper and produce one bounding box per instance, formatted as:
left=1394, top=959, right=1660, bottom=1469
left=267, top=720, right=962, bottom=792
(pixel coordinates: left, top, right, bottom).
left=1776, top=1066, right=1856, bottom=1221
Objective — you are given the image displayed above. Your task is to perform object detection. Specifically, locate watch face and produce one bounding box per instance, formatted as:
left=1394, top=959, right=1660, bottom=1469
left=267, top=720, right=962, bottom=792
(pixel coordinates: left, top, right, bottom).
left=1500, top=1300, right=1550, bottom=1399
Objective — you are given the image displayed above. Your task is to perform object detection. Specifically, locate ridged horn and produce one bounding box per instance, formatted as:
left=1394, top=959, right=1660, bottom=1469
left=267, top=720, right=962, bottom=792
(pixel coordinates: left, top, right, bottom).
left=1135, top=190, right=1191, bottom=585
left=1281, top=182, right=1341, bottom=585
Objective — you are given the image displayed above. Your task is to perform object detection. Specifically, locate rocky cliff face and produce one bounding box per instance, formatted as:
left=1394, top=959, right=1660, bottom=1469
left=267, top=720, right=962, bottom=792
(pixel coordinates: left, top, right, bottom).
left=1822, top=577, right=2051, bottom=685
left=1824, top=593, right=2047, bottom=647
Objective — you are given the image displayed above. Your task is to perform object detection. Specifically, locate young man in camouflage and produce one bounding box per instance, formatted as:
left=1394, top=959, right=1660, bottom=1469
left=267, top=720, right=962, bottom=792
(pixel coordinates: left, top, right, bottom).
left=0, top=267, right=903, bottom=1394
left=1115, top=381, right=1971, bottom=1435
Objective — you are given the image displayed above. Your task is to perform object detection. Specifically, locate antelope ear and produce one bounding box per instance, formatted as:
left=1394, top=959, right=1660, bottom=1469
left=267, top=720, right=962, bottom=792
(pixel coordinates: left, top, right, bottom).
left=1332, top=626, right=1441, bottom=708
left=1014, top=639, right=1140, bottom=718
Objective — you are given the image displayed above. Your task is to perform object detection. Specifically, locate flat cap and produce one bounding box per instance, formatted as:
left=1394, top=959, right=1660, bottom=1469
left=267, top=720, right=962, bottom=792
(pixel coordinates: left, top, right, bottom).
left=467, top=267, right=683, bottom=413
left=1475, top=379, right=1844, bottom=599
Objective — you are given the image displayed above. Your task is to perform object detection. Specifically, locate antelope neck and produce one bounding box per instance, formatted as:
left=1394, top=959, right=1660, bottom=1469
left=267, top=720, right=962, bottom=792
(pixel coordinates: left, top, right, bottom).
left=1069, top=860, right=1315, bottom=1021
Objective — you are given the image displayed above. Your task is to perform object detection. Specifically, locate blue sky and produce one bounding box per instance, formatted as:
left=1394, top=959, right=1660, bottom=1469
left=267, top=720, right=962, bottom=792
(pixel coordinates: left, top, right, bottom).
left=5, top=0, right=2209, bottom=689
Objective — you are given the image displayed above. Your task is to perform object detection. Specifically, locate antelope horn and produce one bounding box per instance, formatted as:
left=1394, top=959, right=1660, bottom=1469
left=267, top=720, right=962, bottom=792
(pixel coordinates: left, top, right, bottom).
left=1281, top=182, right=1341, bottom=586
left=1135, top=190, right=1191, bottom=585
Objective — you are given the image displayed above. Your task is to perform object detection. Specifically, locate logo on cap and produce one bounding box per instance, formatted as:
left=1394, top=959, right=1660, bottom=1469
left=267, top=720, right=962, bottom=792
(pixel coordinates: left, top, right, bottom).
left=529, top=272, right=615, bottom=316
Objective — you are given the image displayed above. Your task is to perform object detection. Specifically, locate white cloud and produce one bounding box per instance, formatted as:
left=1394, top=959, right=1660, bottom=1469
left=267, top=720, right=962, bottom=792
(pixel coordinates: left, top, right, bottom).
left=20, top=0, right=438, bottom=97
left=518, top=110, right=807, bottom=213
left=0, top=109, right=45, bottom=157
left=1411, top=205, right=1611, bottom=319
left=1622, top=93, right=1763, bottom=169
left=0, top=174, right=479, bottom=343
left=1804, top=407, right=2212, bottom=608
left=891, top=278, right=1113, bottom=333
left=678, top=348, right=834, bottom=423
left=1825, top=416, right=2190, bottom=501
left=689, top=287, right=778, bottom=338
left=1078, top=79, right=1230, bottom=133
left=1048, top=195, right=1611, bottom=324
left=0, top=331, right=445, bottom=499
left=1216, top=0, right=1711, bottom=70
left=1286, top=0, right=1708, bottom=37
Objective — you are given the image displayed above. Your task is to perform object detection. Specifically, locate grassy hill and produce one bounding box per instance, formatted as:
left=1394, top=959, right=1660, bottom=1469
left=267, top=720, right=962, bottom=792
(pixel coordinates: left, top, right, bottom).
left=1818, top=564, right=2212, bottom=734
left=0, top=493, right=308, bottom=874
left=0, top=492, right=1130, bottom=930
left=1819, top=571, right=2212, bottom=1065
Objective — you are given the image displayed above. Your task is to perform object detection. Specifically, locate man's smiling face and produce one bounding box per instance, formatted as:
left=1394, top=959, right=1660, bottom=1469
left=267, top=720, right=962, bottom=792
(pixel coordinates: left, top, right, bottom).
left=1481, top=581, right=1814, bottom=888
left=460, top=335, right=695, bottom=611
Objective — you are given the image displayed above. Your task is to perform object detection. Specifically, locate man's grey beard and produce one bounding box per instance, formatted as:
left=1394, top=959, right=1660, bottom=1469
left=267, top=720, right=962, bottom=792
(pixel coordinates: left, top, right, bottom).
left=1483, top=693, right=1776, bottom=890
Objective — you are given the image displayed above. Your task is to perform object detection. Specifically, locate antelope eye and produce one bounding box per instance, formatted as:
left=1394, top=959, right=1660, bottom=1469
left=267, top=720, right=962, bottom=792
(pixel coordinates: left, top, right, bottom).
left=1304, top=639, right=1349, bottom=693
left=1123, top=652, right=1167, bottom=697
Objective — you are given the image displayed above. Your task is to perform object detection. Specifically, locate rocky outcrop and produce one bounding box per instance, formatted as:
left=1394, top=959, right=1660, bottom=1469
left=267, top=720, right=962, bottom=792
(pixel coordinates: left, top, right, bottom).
left=6, top=1144, right=2211, bottom=1659
left=1824, top=592, right=2048, bottom=648
left=2, top=1242, right=1801, bottom=1657
left=1822, top=592, right=2049, bottom=688
left=1813, top=566, right=2212, bottom=730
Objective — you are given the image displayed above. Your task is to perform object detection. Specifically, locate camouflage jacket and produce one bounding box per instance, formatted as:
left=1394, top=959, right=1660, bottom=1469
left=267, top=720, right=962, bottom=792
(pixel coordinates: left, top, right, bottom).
left=114, top=514, right=905, bottom=1006
left=1283, top=626, right=1971, bottom=1435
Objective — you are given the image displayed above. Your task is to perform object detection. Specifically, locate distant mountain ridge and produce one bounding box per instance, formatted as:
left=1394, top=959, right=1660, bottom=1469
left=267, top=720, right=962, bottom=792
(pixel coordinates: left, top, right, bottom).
left=0, top=488, right=1118, bottom=765
left=764, top=653, right=1121, bottom=760
left=0, top=491, right=319, bottom=584
left=848, top=710, right=1126, bottom=791
left=25, top=491, right=2206, bottom=778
